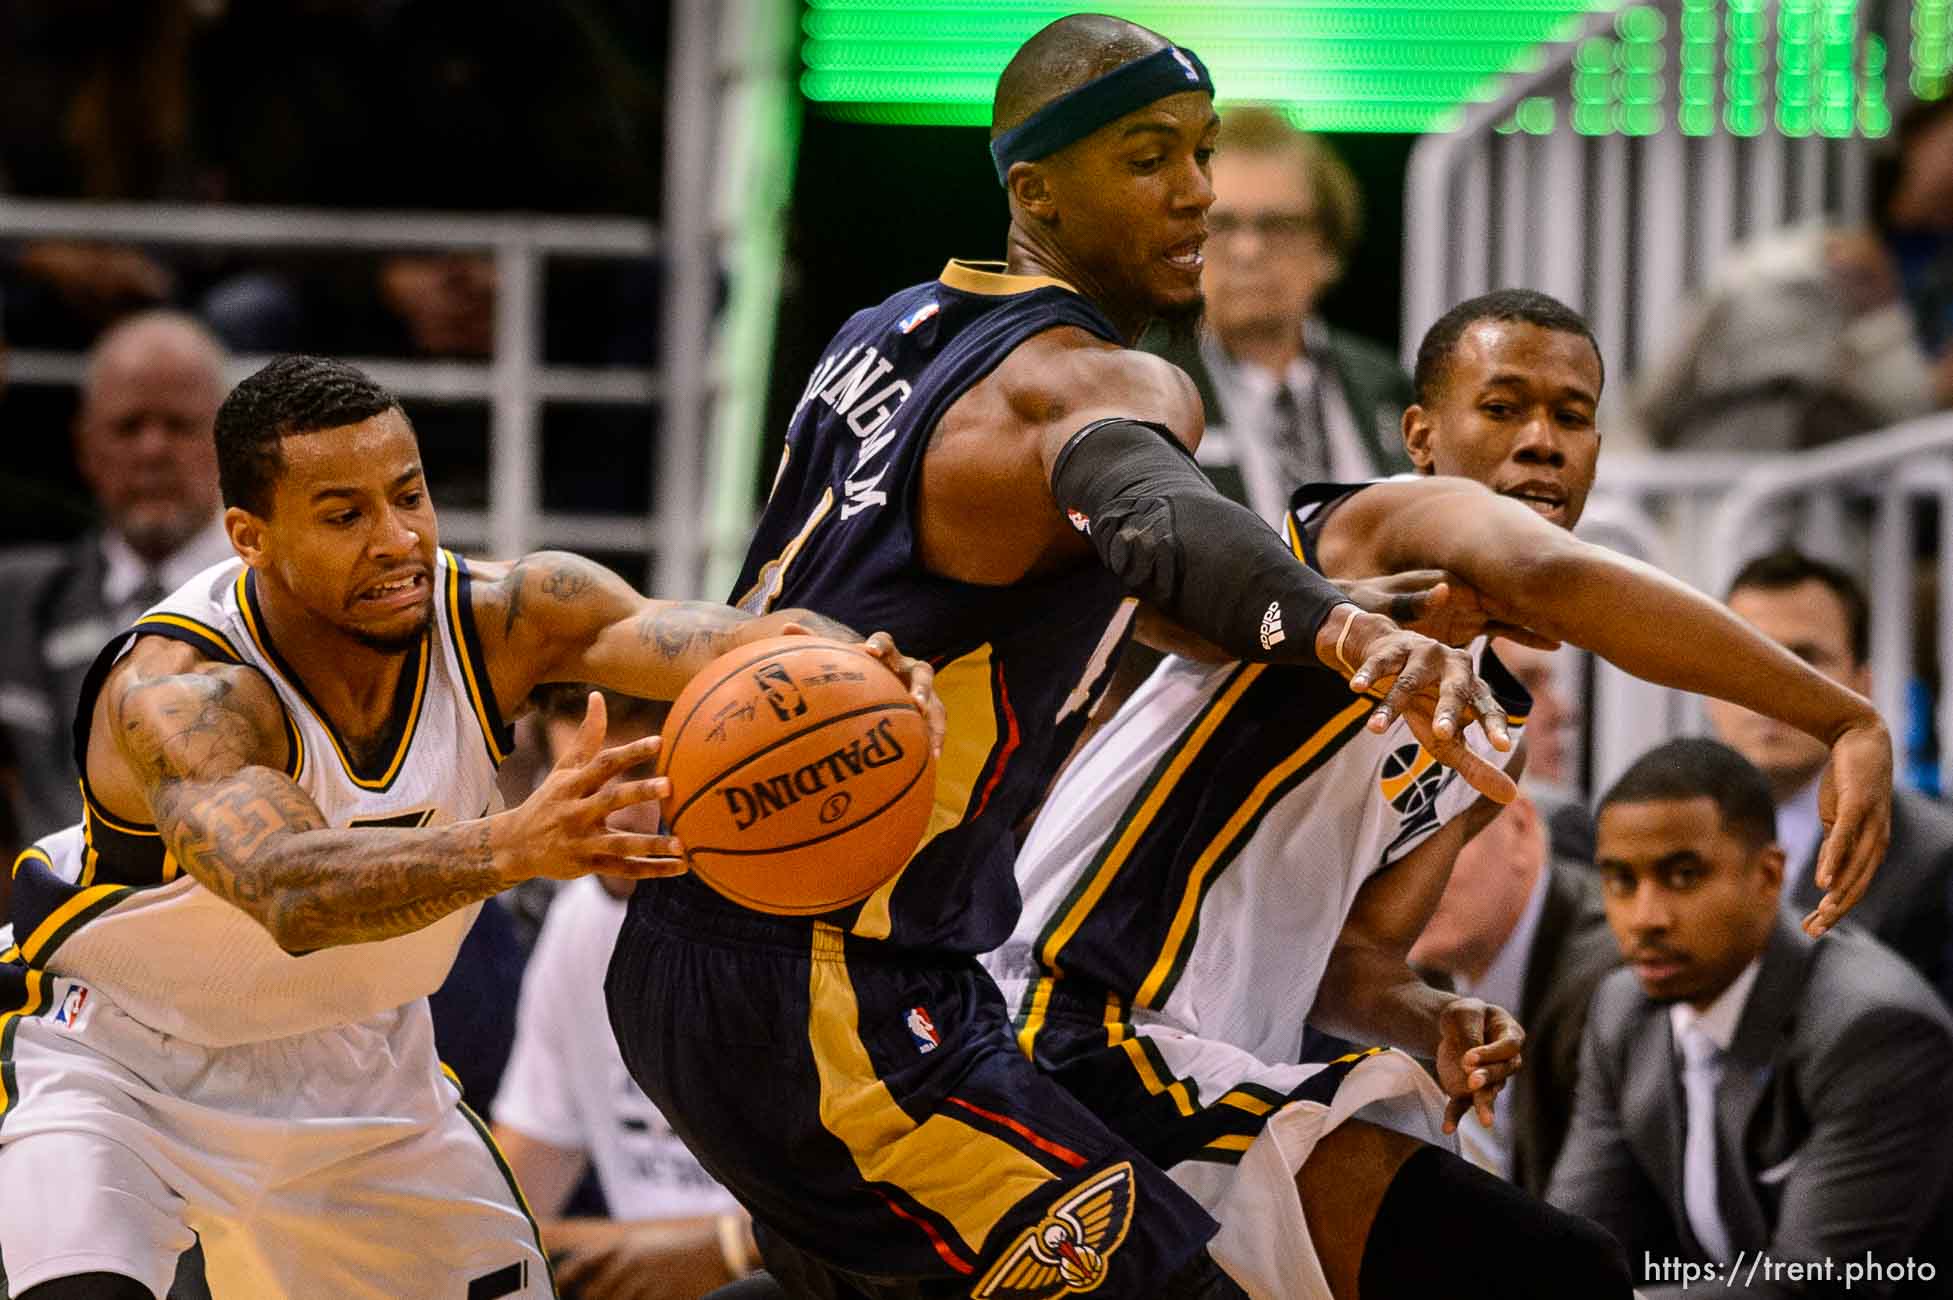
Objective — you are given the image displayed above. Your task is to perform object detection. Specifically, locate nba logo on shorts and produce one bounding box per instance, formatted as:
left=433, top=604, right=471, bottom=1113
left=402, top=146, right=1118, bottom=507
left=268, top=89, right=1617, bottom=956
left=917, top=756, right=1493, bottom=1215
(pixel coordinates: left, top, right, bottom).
left=51, top=982, right=90, bottom=1031
left=906, top=1005, right=940, bottom=1053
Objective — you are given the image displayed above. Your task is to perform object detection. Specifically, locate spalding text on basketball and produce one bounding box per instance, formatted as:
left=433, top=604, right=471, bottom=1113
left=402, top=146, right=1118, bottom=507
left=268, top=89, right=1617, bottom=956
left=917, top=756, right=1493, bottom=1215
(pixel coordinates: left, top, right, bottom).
left=720, top=716, right=909, bottom=831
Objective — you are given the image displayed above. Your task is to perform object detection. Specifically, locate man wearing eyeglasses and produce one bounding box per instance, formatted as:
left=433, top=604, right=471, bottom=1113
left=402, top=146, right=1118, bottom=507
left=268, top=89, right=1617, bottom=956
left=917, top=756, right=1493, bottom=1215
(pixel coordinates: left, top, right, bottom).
left=1147, top=106, right=1413, bottom=523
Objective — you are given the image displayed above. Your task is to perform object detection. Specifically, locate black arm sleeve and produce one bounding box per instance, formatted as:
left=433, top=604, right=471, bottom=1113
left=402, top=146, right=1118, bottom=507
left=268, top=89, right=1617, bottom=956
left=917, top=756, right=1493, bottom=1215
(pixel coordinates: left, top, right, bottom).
left=1050, top=417, right=1353, bottom=664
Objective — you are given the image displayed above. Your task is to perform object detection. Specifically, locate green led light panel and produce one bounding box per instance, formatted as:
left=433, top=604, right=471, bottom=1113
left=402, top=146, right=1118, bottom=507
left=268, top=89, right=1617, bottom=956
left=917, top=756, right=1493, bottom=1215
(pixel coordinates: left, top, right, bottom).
left=802, top=1, right=1618, bottom=134
left=805, top=0, right=1939, bottom=134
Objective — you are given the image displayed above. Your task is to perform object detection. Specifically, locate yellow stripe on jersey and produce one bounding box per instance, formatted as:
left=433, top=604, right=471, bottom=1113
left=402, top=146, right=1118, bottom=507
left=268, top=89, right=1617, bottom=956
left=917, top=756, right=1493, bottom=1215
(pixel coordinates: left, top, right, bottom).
left=853, top=642, right=999, bottom=941
left=79, top=786, right=159, bottom=837
left=1216, top=1087, right=1279, bottom=1117
left=1117, top=1036, right=1197, bottom=1118
left=0, top=966, right=51, bottom=1123
left=808, top=922, right=1055, bottom=1254
left=1283, top=511, right=1307, bottom=561
left=132, top=613, right=243, bottom=663
left=1034, top=665, right=1266, bottom=976
left=1134, top=698, right=1372, bottom=1008
left=1203, top=1133, right=1256, bottom=1154
left=444, top=552, right=508, bottom=764
left=1015, top=974, right=1055, bottom=1061
left=11, top=848, right=50, bottom=881
left=19, top=884, right=129, bottom=966
left=938, top=260, right=1077, bottom=297
left=237, top=569, right=430, bottom=790
left=734, top=486, right=835, bottom=616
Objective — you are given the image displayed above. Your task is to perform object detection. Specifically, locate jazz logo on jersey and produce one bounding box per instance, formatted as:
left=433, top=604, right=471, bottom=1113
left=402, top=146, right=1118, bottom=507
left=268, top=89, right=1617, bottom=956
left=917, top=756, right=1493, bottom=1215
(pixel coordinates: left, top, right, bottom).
left=51, top=982, right=91, bottom=1032
left=973, top=1162, right=1136, bottom=1298
left=906, top=1005, right=940, bottom=1054
left=898, top=301, right=939, bottom=334
left=1380, top=742, right=1447, bottom=852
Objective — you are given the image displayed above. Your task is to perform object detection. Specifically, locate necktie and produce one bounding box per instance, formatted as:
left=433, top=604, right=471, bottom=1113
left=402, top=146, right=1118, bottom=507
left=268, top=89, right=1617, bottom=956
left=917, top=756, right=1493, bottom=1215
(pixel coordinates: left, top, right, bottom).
left=1679, top=1023, right=1732, bottom=1261
left=119, top=571, right=168, bottom=628
left=1269, top=380, right=1328, bottom=492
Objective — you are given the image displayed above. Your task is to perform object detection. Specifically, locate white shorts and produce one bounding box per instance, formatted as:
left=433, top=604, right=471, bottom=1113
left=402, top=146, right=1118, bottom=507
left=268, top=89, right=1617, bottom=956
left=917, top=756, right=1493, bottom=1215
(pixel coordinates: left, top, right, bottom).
left=1082, top=1021, right=1453, bottom=1300
left=0, top=977, right=551, bottom=1299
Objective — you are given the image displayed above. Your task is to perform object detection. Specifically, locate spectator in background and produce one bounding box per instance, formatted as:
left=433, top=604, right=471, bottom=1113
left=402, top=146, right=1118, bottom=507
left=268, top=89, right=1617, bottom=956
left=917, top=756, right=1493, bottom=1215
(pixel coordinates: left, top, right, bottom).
left=1143, top=106, right=1410, bottom=524
left=0, top=310, right=231, bottom=863
left=1409, top=789, right=1617, bottom=1197
left=1550, top=738, right=1953, bottom=1297
left=1637, top=96, right=1953, bottom=455
left=493, top=686, right=757, bottom=1300
left=1706, top=549, right=1953, bottom=1004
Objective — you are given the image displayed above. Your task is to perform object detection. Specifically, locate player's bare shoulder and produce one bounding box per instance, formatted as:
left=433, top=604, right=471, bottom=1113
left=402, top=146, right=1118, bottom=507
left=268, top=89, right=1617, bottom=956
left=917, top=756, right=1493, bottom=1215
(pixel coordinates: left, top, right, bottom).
left=88, top=635, right=291, bottom=821
left=919, top=328, right=1204, bottom=584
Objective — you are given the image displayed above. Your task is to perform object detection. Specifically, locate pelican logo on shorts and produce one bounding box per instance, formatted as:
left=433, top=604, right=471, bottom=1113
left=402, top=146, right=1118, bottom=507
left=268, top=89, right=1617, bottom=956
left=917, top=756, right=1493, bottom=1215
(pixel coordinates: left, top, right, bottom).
left=973, top=1162, right=1136, bottom=1298
left=906, top=1005, right=940, bottom=1053
left=755, top=662, right=808, bottom=722
left=719, top=716, right=908, bottom=831
left=51, top=981, right=91, bottom=1032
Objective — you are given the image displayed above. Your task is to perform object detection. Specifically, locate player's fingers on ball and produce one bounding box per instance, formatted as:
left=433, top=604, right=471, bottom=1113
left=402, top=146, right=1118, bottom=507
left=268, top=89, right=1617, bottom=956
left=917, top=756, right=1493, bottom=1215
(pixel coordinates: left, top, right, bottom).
left=597, top=777, right=667, bottom=817
left=588, top=734, right=663, bottom=783
left=599, top=830, right=684, bottom=859
left=861, top=630, right=897, bottom=659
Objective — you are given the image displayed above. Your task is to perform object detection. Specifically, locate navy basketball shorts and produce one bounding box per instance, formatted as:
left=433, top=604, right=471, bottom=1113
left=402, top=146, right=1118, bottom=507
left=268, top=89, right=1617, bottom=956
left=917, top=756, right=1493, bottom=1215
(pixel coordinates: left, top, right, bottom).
left=605, top=880, right=1221, bottom=1297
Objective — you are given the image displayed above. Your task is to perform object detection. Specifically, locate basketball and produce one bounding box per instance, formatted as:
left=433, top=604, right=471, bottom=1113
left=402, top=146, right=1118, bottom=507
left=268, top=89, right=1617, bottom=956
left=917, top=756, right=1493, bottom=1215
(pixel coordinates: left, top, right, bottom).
left=660, top=635, right=938, bottom=915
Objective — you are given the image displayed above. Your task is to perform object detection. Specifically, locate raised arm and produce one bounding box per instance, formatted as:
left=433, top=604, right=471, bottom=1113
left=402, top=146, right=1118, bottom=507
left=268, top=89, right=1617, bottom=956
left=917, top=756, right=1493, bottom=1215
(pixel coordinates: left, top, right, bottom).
left=1321, top=477, right=1892, bottom=932
left=106, top=639, right=681, bottom=953
left=470, top=551, right=943, bottom=751
left=1313, top=790, right=1523, bottom=1133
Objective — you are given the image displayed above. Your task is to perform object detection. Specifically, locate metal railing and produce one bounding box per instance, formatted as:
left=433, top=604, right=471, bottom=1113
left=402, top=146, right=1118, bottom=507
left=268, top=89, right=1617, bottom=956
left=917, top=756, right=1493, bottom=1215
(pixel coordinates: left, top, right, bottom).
left=1402, top=0, right=1906, bottom=388
left=0, top=199, right=661, bottom=565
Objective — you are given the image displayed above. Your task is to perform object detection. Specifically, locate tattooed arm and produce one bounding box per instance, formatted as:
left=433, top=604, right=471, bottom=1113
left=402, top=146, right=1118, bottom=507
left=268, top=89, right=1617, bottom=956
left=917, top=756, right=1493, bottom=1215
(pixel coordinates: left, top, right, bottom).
left=472, top=551, right=944, bottom=750
left=104, top=642, right=681, bottom=953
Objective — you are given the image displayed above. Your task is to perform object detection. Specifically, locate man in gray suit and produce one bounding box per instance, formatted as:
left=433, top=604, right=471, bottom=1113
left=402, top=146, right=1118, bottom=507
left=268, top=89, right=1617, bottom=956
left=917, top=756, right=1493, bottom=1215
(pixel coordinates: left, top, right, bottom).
left=1706, top=549, right=1953, bottom=1004
left=1410, top=787, right=1618, bottom=1197
left=1140, top=106, right=1410, bottom=523
left=1550, top=738, right=1953, bottom=1297
left=0, top=310, right=231, bottom=870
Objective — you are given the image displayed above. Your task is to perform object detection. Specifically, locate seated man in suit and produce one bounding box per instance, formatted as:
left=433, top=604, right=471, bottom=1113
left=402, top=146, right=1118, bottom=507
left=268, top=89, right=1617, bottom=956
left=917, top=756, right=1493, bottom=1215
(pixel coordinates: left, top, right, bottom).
left=1551, top=738, right=1953, bottom=1297
left=1707, top=548, right=1953, bottom=1003
left=1409, top=787, right=1618, bottom=1196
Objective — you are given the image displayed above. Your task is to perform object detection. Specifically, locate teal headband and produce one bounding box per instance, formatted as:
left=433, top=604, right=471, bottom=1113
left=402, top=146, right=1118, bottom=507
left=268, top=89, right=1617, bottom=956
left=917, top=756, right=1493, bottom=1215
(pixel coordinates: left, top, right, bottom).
left=990, top=44, right=1214, bottom=186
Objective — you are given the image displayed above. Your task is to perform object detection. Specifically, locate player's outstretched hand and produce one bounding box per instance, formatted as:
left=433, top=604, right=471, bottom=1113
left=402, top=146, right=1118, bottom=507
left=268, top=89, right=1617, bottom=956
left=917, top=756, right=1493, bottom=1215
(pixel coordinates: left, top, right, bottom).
left=1435, top=997, right=1524, bottom=1134
left=499, top=692, right=686, bottom=882
left=1805, top=717, right=1894, bottom=936
left=858, top=629, right=947, bottom=758
left=1335, top=570, right=1561, bottom=651
left=1334, top=613, right=1517, bottom=805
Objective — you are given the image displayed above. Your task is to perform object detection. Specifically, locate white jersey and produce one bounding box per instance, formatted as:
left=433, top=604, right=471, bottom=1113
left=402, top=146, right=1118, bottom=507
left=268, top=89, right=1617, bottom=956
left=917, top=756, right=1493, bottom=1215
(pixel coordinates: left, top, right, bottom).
left=494, top=877, right=740, bottom=1220
left=988, top=486, right=1530, bottom=1066
left=5, top=549, right=515, bottom=1047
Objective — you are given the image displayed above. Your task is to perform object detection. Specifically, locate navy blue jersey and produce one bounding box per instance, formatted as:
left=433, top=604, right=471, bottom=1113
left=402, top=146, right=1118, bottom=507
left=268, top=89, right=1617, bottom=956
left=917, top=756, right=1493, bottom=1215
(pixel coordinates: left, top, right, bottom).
left=726, top=260, right=1136, bottom=954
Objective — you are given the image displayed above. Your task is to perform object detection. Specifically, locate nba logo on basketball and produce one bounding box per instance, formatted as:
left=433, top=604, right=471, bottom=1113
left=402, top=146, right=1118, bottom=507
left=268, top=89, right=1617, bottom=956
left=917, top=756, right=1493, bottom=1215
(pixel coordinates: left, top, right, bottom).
left=906, top=1006, right=940, bottom=1053
left=754, top=662, right=808, bottom=722
left=52, top=983, right=89, bottom=1030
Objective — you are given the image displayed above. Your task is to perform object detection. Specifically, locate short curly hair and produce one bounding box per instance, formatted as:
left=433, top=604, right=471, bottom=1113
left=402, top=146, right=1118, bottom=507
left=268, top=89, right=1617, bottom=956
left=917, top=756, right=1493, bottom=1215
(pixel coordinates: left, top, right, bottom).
left=214, top=355, right=402, bottom=516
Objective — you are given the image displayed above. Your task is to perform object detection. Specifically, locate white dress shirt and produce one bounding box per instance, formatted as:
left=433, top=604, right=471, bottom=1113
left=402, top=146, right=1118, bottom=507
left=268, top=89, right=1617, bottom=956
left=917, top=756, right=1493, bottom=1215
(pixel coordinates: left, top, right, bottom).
left=102, top=513, right=233, bottom=618
left=1453, top=863, right=1552, bottom=1178
left=1197, top=326, right=1372, bottom=525
left=1775, top=775, right=1824, bottom=876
